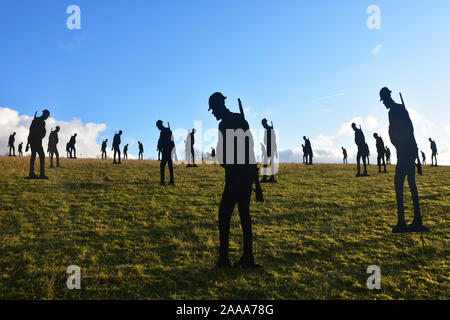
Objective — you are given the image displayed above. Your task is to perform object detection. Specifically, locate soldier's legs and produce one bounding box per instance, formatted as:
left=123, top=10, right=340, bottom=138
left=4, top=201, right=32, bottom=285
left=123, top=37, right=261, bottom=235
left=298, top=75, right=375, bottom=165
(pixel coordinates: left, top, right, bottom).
left=191, top=146, right=195, bottom=165
left=160, top=158, right=167, bottom=183
left=29, top=149, right=37, bottom=176
left=382, top=154, right=386, bottom=172
left=118, top=150, right=121, bottom=163
left=167, top=158, right=174, bottom=182
left=237, top=187, right=254, bottom=262
left=50, top=152, right=54, bottom=167
left=394, top=161, right=407, bottom=223
left=218, top=187, right=237, bottom=263
left=406, top=161, right=421, bottom=223
left=36, top=145, right=45, bottom=176
left=55, top=149, right=59, bottom=166
left=356, top=151, right=361, bottom=175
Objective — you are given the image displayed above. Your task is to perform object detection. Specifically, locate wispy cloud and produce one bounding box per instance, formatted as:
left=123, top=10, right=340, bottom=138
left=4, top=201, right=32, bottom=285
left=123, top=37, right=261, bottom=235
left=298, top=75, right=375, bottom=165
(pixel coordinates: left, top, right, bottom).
left=308, top=93, right=345, bottom=103
left=371, top=44, right=383, bottom=55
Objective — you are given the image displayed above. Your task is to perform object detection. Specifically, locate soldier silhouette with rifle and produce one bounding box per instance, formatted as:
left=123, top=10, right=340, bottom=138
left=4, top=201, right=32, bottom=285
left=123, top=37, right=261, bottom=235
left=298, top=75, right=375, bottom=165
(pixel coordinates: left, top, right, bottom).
left=101, top=139, right=108, bottom=159
left=342, top=147, right=348, bottom=164
left=18, top=142, right=23, bottom=157
left=380, top=87, right=428, bottom=233
left=156, top=120, right=175, bottom=185
left=123, top=144, right=129, bottom=160
left=373, top=133, right=387, bottom=173
left=261, top=118, right=277, bottom=183
left=48, top=126, right=60, bottom=168
left=68, top=134, right=77, bottom=158
left=8, top=132, right=16, bottom=156
left=352, top=123, right=369, bottom=177
left=112, top=130, right=122, bottom=164
left=138, top=141, right=144, bottom=160
left=25, top=109, right=50, bottom=179
left=429, top=138, right=438, bottom=166
left=303, top=136, right=313, bottom=165
left=208, top=92, right=263, bottom=269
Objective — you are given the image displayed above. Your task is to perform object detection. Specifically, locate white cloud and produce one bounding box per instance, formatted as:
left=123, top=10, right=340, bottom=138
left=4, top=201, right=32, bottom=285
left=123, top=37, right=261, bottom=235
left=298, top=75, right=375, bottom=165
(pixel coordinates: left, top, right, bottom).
left=371, top=44, right=383, bottom=55
left=445, top=125, right=450, bottom=135
left=0, top=107, right=107, bottom=158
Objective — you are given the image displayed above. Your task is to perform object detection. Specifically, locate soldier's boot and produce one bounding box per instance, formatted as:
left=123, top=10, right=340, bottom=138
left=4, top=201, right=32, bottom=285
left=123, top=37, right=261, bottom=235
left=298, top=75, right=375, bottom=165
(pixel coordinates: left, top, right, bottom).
left=168, top=180, right=175, bottom=186
left=260, top=175, right=267, bottom=183
left=268, top=175, right=276, bottom=183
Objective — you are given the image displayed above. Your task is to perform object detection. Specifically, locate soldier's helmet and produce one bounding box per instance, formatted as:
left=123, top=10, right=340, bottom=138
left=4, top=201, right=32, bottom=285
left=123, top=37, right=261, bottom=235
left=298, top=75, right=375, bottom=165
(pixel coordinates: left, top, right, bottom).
left=373, top=133, right=378, bottom=138
left=42, top=109, right=50, bottom=118
left=351, top=122, right=357, bottom=129
left=156, top=120, right=163, bottom=127
left=208, top=92, right=226, bottom=111
left=379, top=87, right=392, bottom=101
left=119, top=130, right=123, bottom=135
left=56, top=126, right=60, bottom=131
left=261, top=118, right=268, bottom=125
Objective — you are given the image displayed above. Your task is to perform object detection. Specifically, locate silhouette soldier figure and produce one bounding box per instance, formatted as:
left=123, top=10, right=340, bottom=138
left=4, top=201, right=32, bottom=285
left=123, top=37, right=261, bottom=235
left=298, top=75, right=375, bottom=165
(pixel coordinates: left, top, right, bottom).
left=8, top=132, right=16, bottom=156
left=66, top=142, right=71, bottom=158
left=211, top=147, right=216, bottom=159
left=68, top=134, right=77, bottom=158
left=352, top=123, right=368, bottom=177
left=208, top=92, right=263, bottom=269
left=380, top=87, right=428, bottom=233
left=342, top=147, right=348, bottom=164
left=48, top=126, right=60, bottom=168
left=138, top=141, right=144, bottom=160
left=429, top=138, right=438, bottom=166
left=26, top=109, right=50, bottom=179
left=112, top=130, right=122, bottom=164
left=261, top=118, right=277, bottom=183
left=186, top=129, right=197, bottom=167
left=156, top=120, right=175, bottom=185
left=123, top=144, right=129, bottom=160
left=18, top=142, right=23, bottom=157
left=101, top=139, right=108, bottom=159
left=421, top=151, right=426, bottom=166
left=373, top=133, right=387, bottom=173
left=303, top=136, right=313, bottom=165
left=385, top=147, right=392, bottom=165
left=301, top=144, right=306, bottom=163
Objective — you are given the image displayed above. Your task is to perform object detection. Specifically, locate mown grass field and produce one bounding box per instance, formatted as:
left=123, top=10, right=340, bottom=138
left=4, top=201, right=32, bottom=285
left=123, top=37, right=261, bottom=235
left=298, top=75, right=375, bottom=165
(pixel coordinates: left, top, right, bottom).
left=0, top=157, right=448, bottom=299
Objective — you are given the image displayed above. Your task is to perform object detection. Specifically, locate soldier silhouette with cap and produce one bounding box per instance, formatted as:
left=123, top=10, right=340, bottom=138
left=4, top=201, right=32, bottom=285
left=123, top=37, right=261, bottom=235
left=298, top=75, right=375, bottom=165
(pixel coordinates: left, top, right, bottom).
left=352, top=123, right=369, bottom=177
left=208, top=92, right=263, bottom=269
left=123, top=144, right=129, bottom=160
left=68, top=134, right=77, bottom=158
left=101, top=139, right=108, bottom=159
left=429, top=138, right=438, bottom=166
left=8, top=132, right=16, bottom=156
left=26, top=109, right=50, bottom=179
left=261, top=118, right=277, bottom=183
left=156, top=120, right=175, bottom=185
left=138, top=141, right=144, bottom=160
left=18, top=142, right=23, bottom=157
left=303, top=136, right=313, bottom=165
left=301, top=144, right=306, bottom=164
left=112, top=130, right=122, bottom=164
left=373, top=133, right=387, bottom=173
left=385, top=146, right=392, bottom=165
left=186, top=129, right=197, bottom=167
left=48, top=126, right=60, bottom=168
left=421, top=150, right=426, bottom=166
left=380, top=87, right=429, bottom=233
left=342, top=147, right=348, bottom=164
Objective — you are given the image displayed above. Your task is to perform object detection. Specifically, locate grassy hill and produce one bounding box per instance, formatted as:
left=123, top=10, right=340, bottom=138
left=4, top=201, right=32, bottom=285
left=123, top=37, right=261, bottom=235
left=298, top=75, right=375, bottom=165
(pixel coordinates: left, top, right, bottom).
left=0, top=157, right=448, bottom=299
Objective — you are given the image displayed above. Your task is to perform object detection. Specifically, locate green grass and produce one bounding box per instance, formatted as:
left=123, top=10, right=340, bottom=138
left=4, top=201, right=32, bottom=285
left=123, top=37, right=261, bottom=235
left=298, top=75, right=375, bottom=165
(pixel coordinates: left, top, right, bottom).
left=0, top=157, right=448, bottom=299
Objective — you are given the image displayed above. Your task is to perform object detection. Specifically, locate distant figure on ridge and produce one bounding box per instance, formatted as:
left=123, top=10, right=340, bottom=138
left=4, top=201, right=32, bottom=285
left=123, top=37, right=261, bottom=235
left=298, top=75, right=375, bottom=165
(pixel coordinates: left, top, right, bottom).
left=301, top=144, right=306, bottom=164
left=352, top=123, right=368, bottom=177
left=66, top=142, right=71, bottom=158
left=123, top=144, right=129, bottom=160
left=208, top=92, right=263, bottom=269
left=421, top=150, right=426, bottom=166
left=303, top=136, right=313, bottom=165
left=429, top=138, right=438, bottom=166
left=373, top=133, right=387, bottom=173
left=138, top=141, right=144, bottom=160
left=68, top=134, right=77, bottom=158
left=342, top=147, right=348, bottom=164
left=8, top=132, right=16, bottom=156
left=26, top=109, right=50, bottom=179
left=380, top=87, right=428, bottom=233
left=260, top=118, right=277, bottom=183
left=186, top=128, right=197, bottom=167
left=156, top=120, right=175, bottom=185
left=112, top=130, right=122, bottom=164
left=18, top=142, right=23, bottom=157
left=48, top=126, right=60, bottom=168
left=101, top=139, right=108, bottom=159
left=385, top=146, right=391, bottom=165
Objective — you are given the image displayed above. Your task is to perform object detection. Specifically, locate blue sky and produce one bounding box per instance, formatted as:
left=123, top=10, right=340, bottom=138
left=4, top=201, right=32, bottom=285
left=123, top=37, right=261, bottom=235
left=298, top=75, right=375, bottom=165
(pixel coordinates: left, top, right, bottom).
left=1, top=0, right=449, bottom=162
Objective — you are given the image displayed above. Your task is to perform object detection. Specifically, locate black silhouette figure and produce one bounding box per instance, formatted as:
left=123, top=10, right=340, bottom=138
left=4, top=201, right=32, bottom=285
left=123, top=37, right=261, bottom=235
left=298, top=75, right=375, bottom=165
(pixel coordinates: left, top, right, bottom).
left=68, top=134, right=77, bottom=158
left=385, top=147, right=391, bottom=165
left=138, top=141, right=144, bottom=160
left=208, top=92, right=263, bottom=270
left=421, top=151, right=426, bottom=166
left=112, top=130, right=122, bottom=164
left=260, top=118, right=278, bottom=183
left=66, top=142, right=71, bottom=158
left=48, top=126, right=60, bottom=168
left=373, top=133, right=387, bottom=173
left=429, top=138, right=438, bottom=166
left=101, top=139, right=108, bottom=159
left=26, top=110, right=50, bottom=179
left=186, top=129, right=197, bottom=167
left=365, top=143, right=370, bottom=165
left=18, top=142, right=23, bottom=157
left=8, top=132, right=16, bottom=156
left=156, top=120, right=175, bottom=185
left=301, top=144, right=306, bottom=164
left=342, top=147, right=348, bottom=164
left=211, top=147, right=216, bottom=158
left=380, top=87, right=428, bottom=233
left=303, top=136, right=313, bottom=165
left=123, top=144, right=129, bottom=160
left=352, top=123, right=369, bottom=177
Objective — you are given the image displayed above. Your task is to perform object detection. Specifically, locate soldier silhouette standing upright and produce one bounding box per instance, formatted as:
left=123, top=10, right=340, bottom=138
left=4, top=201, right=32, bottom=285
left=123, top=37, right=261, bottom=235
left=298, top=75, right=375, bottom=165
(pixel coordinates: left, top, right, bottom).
left=66, top=142, right=71, bottom=158
left=301, top=144, right=306, bottom=164
left=156, top=120, right=175, bottom=185
left=123, top=144, right=129, bottom=160
left=68, top=134, right=77, bottom=158
left=373, top=133, right=387, bottom=173
left=303, top=136, right=313, bottom=165
left=352, top=123, right=368, bottom=177
left=429, top=138, right=438, bottom=166
left=18, top=142, right=23, bottom=157
left=380, top=87, right=428, bottom=233
left=8, top=132, right=16, bottom=156
left=112, top=130, right=122, bottom=164
left=342, top=147, right=348, bottom=164
left=26, top=109, right=50, bottom=179
left=101, top=139, right=108, bottom=159
left=138, top=141, right=144, bottom=160
left=421, top=150, right=426, bottom=166
left=261, top=118, right=277, bottom=183
left=208, top=92, right=263, bottom=269
left=385, top=146, right=392, bottom=165
left=186, top=129, right=197, bottom=167
left=48, top=126, right=60, bottom=168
